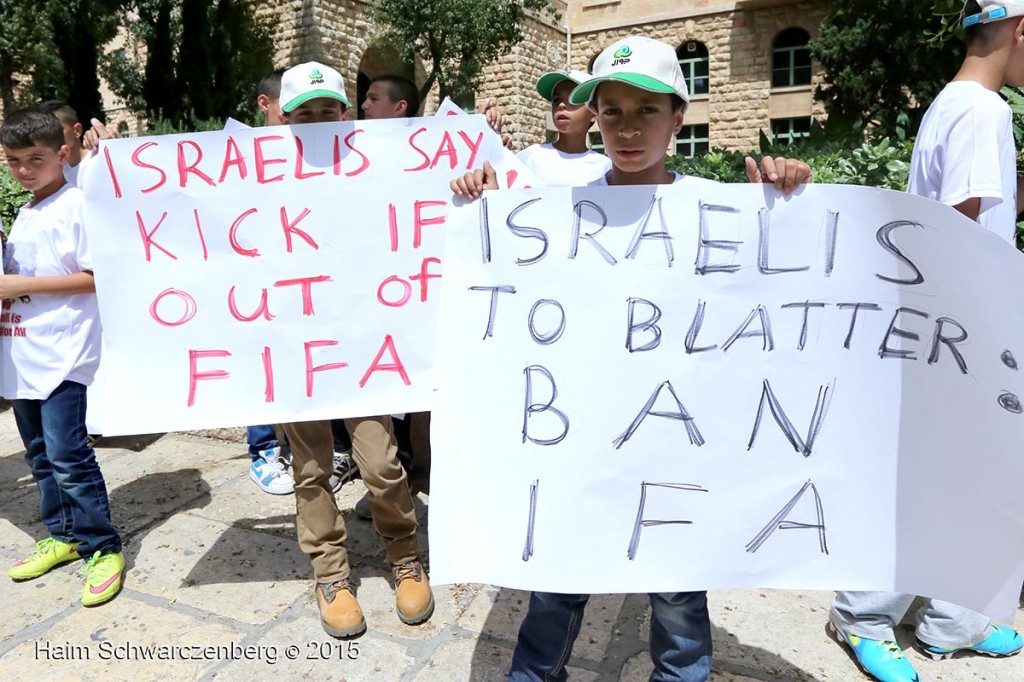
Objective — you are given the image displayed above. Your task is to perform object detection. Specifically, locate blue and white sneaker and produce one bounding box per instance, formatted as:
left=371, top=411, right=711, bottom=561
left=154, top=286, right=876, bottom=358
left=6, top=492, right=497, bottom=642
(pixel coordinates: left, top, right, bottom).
left=249, top=446, right=294, bottom=495
left=921, top=623, right=1023, bottom=660
left=829, top=622, right=920, bottom=682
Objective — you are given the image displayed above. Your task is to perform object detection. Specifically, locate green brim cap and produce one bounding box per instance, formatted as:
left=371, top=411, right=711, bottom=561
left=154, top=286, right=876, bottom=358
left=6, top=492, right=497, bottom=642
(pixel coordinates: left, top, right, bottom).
left=282, top=89, right=352, bottom=113
left=536, top=72, right=573, bottom=101
left=569, top=73, right=676, bottom=106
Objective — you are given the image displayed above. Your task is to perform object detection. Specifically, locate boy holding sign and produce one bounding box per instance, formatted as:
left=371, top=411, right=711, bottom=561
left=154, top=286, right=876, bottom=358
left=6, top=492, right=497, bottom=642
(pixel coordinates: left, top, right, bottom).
left=275, top=62, right=433, bottom=638
left=452, top=36, right=810, bottom=681
left=829, top=3, right=1024, bottom=681
left=0, top=108, right=124, bottom=606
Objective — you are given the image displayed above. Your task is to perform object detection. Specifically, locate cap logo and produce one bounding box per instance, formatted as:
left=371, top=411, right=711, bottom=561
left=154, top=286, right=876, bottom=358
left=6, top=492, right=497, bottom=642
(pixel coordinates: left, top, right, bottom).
left=309, top=68, right=325, bottom=84
left=611, top=45, right=632, bottom=67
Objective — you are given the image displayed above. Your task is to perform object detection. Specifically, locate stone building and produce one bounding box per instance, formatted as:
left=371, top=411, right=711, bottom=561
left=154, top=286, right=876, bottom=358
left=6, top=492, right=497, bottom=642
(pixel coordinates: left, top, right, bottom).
left=107, top=0, right=830, bottom=154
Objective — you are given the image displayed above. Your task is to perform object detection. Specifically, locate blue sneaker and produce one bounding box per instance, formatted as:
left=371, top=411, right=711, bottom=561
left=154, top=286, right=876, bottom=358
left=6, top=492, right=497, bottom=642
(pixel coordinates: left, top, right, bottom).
left=830, top=623, right=920, bottom=682
left=249, top=446, right=294, bottom=495
left=920, top=623, right=1023, bottom=660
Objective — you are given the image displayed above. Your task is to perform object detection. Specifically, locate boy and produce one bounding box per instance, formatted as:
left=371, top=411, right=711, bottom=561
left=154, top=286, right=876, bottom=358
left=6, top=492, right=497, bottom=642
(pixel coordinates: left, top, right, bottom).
left=829, top=3, right=1024, bottom=681
left=0, top=107, right=124, bottom=606
left=40, top=101, right=91, bottom=188
left=453, top=36, right=809, bottom=681
left=362, top=74, right=421, bottom=119
left=245, top=67, right=357, bottom=496
left=516, top=69, right=611, bottom=186
left=257, top=68, right=287, bottom=126
left=276, top=61, right=433, bottom=637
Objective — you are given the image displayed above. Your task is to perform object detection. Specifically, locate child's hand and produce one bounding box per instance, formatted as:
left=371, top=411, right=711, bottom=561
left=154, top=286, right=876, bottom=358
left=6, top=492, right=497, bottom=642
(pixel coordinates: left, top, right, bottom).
left=83, top=118, right=117, bottom=153
left=744, top=156, right=812, bottom=195
left=451, top=161, right=498, bottom=200
left=476, top=98, right=504, bottom=136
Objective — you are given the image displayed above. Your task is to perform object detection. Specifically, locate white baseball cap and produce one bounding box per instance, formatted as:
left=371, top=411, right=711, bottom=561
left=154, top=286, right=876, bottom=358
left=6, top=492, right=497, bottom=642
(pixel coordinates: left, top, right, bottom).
left=568, top=36, right=689, bottom=108
left=280, top=61, right=351, bottom=112
left=535, top=70, right=592, bottom=101
left=963, top=1, right=1024, bottom=27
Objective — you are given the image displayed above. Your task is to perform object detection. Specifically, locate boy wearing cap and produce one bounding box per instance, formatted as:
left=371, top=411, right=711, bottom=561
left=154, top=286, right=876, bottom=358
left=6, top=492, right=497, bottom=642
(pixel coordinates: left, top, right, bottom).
left=453, top=36, right=808, bottom=681
left=828, top=3, right=1024, bottom=681
left=516, top=70, right=611, bottom=186
left=276, top=61, right=434, bottom=638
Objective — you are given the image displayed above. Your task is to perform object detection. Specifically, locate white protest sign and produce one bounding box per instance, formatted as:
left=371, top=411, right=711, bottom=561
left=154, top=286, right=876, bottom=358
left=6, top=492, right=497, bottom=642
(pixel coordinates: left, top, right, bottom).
left=429, top=183, right=1024, bottom=622
left=433, top=97, right=540, bottom=190
left=83, top=115, right=506, bottom=435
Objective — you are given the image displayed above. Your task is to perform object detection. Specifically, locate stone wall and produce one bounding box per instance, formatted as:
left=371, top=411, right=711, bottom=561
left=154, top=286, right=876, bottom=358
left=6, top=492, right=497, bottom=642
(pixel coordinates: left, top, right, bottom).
left=567, top=1, right=828, bottom=151
left=477, top=17, right=569, bottom=150
left=249, top=0, right=829, bottom=152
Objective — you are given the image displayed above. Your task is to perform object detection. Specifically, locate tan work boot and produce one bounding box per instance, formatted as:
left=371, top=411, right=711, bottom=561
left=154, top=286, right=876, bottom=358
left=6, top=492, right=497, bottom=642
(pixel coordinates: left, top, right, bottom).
left=392, top=559, right=434, bottom=625
left=316, top=579, right=366, bottom=638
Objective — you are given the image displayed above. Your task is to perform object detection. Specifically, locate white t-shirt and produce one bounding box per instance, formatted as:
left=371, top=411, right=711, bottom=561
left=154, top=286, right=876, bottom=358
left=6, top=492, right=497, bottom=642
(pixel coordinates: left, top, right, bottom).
left=589, top=170, right=719, bottom=188
left=1, top=183, right=101, bottom=399
left=908, top=80, right=1017, bottom=244
left=518, top=143, right=612, bottom=187
left=62, top=150, right=95, bottom=188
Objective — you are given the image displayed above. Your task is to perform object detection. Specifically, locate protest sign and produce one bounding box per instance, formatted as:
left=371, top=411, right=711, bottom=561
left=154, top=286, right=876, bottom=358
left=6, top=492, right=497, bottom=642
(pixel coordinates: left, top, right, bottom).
left=428, top=183, right=1024, bottom=621
left=82, top=115, right=510, bottom=435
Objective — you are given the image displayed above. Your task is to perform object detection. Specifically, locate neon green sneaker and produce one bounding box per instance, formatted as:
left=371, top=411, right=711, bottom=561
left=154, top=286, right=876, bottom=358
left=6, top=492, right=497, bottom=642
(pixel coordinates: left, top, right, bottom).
left=9, top=538, right=81, bottom=580
left=79, top=551, right=125, bottom=606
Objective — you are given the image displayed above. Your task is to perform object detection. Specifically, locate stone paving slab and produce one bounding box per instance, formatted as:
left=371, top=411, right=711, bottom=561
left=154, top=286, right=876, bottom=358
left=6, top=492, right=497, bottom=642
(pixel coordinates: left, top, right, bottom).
left=0, top=403, right=1021, bottom=682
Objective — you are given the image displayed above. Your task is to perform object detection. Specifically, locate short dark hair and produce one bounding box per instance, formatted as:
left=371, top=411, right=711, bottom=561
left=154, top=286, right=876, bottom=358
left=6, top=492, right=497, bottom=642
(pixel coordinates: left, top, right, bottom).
left=371, top=75, right=420, bottom=117
left=0, top=107, right=66, bottom=151
left=963, top=0, right=1009, bottom=45
left=257, top=68, right=286, bottom=100
left=40, top=99, right=79, bottom=128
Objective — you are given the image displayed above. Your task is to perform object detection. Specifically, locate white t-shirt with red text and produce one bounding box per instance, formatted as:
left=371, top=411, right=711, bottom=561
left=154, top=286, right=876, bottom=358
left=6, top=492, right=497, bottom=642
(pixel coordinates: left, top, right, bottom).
left=1, top=183, right=101, bottom=399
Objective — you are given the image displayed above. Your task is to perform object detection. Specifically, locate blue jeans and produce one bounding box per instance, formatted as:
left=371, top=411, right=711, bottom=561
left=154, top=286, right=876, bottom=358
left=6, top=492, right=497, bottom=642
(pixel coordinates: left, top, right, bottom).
left=13, top=380, right=121, bottom=557
left=247, top=424, right=279, bottom=459
left=509, top=591, right=712, bottom=682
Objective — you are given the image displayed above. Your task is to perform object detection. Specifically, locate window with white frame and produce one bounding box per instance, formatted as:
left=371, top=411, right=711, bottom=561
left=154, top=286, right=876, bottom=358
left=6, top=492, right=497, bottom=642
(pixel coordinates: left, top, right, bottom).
left=675, top=124, right=709, bottom=158
left=770, top=117, right=811, bottom=145
left=771, top=28, right=812, bottom=88
left=677, top=41, right=709, bottom=97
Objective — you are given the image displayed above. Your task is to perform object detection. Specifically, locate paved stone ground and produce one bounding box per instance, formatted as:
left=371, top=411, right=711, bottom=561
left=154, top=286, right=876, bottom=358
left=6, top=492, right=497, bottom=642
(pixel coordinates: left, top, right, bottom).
left=0, top=406, right=1020, bottom=681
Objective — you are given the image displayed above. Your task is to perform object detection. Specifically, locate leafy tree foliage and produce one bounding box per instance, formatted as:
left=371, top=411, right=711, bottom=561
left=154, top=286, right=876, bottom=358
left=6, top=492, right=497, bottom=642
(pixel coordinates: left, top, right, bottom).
left=810, top=0, right=963, bottom=137
left=367, top=0, right=559, bottom=108
left=102, top=0, right=275, bottom=129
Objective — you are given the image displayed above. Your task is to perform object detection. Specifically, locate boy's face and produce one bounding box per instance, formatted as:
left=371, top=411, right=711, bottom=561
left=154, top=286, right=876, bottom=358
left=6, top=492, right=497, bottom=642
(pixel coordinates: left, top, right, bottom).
left=258, top=94, right=286, bottom=126
left=593, top=82, right=684, bottom=178
left=285, top=97, right=348, bottom=124
left=550, top=80, right=594, bottom=135
left=362, top=82, right=405, bottom=120
left=2, top=143, right=69, bottom=197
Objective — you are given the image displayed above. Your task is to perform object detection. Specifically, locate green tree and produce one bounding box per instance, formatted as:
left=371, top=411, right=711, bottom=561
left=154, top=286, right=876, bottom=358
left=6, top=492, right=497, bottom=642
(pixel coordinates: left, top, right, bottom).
left=0, top=0, right=62, bottom=115
left=367, top=0, right=559, bottom=108
left=103, top=0, right=275, bottom=129
left=810, top=0, right=963, bottom=137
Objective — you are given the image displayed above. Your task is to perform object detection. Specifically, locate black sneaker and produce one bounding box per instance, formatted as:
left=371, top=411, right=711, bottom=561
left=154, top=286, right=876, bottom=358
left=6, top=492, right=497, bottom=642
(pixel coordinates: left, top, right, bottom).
left=329, top=451, right=359, bottom=492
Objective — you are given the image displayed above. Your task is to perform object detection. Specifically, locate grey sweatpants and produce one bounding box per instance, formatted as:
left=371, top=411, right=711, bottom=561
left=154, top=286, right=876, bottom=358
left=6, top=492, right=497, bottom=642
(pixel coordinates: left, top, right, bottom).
left=831, top=591, right=989, bottom=648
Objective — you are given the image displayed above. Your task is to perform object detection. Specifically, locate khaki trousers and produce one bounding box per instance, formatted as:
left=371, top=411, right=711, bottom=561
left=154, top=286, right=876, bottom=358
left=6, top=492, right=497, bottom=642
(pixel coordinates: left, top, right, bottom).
left=283, top=415, right=419, bottom=582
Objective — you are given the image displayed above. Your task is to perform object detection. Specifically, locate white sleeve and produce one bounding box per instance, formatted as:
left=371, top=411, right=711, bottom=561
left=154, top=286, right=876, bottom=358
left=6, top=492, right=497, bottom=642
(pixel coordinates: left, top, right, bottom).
left=936, top=101, right=1008, bottom=209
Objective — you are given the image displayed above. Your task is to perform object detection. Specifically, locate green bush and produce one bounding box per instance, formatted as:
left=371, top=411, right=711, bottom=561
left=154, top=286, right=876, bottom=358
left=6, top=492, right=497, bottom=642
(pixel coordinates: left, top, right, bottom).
left=668, top=125, right=913, bottom=191
left=0, top=166, right=32, bottom=239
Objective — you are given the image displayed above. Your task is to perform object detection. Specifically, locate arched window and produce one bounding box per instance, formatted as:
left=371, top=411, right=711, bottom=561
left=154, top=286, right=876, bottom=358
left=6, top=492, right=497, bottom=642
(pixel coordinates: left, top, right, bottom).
left=772, top=28, right=811, bottom=88
left=677, top=41, right=709, bottom=96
